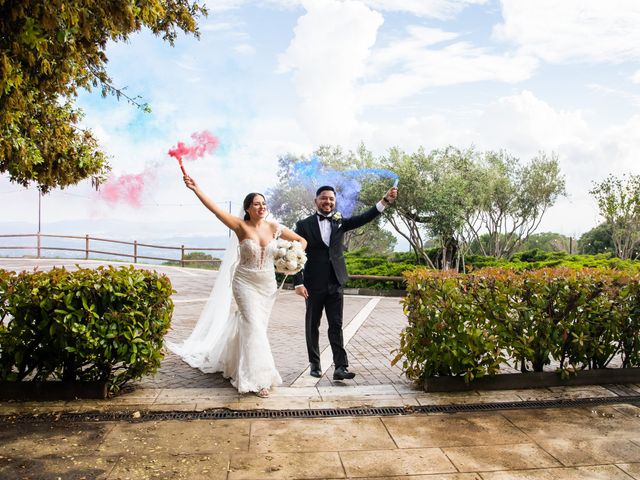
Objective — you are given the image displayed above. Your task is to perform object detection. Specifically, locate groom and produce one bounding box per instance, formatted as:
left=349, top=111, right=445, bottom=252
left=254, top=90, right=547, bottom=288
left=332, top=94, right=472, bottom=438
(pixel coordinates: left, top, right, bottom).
left=293, top=184, right=398, bottom=380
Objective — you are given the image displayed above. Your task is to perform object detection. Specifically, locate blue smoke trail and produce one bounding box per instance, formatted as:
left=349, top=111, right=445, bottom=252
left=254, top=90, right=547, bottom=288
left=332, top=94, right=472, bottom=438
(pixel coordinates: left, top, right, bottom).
left=293, top=156, right=398, bottom=216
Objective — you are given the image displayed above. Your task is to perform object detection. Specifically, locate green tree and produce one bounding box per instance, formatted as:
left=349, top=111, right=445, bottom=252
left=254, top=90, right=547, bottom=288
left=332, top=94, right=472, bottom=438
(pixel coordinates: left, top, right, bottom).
left=462, top=150, right=566, bottom=258
left=519, top=232, right=573, bottom=253
left=367, top=147, right=564, bottom=269
left=1, top=0, right=207, bottom=192
left=360, top=147, right=436, bottom=267
left=589, top=174, right=640, bottom=260
left=578, top=223, right=615, bottom=255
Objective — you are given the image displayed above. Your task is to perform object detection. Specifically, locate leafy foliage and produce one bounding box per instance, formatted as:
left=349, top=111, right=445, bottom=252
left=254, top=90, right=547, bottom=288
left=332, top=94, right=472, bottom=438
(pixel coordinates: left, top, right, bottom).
left=395, top=267, right=640, bottom=383
left=589, top=174, right=640, bottom=260
left=0, top=266, right=174, bottom=393
left=578, top=222, right=615, bottom=255
left=0, top=0, right=207, bottom=191
left=344, top=249, right=417, bottom=289
left=516, top=231, right=574, bottom=253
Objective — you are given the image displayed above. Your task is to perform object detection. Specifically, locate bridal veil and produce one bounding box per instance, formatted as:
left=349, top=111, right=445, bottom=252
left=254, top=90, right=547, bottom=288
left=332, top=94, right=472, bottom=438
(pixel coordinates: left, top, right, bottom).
left=166, top=232, right=239, bottom=372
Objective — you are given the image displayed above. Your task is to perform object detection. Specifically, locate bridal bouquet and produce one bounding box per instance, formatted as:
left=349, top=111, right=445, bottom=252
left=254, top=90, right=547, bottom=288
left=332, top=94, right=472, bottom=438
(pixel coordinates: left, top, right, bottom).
left=274, top=239, right=307, bottom=275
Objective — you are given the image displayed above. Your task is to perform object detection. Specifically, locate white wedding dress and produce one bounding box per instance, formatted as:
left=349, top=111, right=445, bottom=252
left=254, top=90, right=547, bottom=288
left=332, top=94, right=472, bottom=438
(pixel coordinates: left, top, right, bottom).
left=167, top=226, right=283, bottom=394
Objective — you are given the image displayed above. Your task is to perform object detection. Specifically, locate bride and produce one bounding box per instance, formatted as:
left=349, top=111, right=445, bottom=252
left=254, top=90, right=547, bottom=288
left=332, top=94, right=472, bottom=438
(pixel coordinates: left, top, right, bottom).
left=167, top=175, right=307, bottom=397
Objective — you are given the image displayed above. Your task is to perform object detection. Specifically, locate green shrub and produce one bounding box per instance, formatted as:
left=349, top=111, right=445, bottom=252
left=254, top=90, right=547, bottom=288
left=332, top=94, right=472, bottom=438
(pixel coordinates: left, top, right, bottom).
left=395, top=267, right=640, bottom=383
left=344, top=251, right=418, bottom=289
left=0, top=266, right=174, bottom=393
left=491, top=250, right=640, bottom=272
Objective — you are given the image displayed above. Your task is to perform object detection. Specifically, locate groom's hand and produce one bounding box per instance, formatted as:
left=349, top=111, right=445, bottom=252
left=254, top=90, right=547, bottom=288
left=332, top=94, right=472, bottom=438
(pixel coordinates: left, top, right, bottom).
left=383, top=186, right=398, bottom=204
left=295, top=285, right=309, bottom=299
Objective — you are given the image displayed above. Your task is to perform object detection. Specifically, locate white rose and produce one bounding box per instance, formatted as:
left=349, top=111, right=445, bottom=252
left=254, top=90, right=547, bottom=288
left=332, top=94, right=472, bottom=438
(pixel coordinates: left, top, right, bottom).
left=285, top=260, right=297, bottom=270
left=277, top=248, right=287, bottom=257
left=285, top=251, right=297, bottom=261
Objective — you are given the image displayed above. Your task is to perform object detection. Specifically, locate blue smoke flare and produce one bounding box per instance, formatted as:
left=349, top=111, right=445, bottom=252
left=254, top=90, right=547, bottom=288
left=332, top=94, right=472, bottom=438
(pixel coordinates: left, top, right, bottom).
left=293, top=156, right=398, bottom=216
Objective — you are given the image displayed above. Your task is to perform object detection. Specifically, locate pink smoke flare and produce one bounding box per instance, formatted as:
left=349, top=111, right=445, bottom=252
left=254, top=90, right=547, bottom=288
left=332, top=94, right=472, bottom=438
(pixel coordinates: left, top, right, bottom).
left=100, top=172, right=147, bottom=207
left=168, top=130, right=219, bottom=175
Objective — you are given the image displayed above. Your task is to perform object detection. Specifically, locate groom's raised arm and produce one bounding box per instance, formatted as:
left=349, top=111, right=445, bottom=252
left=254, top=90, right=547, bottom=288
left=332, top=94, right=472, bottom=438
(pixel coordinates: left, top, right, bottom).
left=342, top=185, right=398, bottom=232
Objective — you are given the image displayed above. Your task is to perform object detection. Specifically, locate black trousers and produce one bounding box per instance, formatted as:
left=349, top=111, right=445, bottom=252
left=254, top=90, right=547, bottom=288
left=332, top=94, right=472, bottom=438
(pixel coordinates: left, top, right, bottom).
left=305, top=282, right=347, bottom=369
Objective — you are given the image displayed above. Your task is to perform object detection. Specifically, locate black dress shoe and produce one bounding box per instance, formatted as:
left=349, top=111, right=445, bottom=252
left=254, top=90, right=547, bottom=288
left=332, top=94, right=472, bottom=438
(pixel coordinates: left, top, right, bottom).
left=333, top=366, right=356, bottom=380
left=309, top=365, right=322, bottom=378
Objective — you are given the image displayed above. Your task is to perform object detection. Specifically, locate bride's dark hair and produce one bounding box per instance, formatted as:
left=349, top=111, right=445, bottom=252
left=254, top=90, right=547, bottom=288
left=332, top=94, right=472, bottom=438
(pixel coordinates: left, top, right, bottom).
left=243, top=192, right=266, bottom=221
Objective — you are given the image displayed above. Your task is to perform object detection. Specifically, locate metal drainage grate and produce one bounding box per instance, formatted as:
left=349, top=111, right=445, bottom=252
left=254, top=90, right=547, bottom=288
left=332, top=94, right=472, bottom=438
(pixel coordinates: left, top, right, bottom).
left=1, top=395, right=639, bottom=424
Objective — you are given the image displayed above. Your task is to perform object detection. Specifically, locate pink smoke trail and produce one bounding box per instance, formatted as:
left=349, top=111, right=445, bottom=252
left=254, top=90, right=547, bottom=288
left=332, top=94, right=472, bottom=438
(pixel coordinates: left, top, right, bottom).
left=97, top=130, right=219, bottom=208
left=168, top=130, right=219, bottom=175
left=99, top=171, right=149, bottom=208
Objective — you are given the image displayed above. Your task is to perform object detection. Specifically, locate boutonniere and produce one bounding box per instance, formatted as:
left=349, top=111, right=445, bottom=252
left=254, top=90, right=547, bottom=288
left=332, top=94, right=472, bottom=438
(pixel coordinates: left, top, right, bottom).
left=332, top=211, right=343, bottom=222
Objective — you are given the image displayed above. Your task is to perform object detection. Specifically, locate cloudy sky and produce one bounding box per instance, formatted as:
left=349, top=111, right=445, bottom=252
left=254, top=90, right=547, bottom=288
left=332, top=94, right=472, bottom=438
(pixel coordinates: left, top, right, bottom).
left=3, top=0, right=640, bottom=244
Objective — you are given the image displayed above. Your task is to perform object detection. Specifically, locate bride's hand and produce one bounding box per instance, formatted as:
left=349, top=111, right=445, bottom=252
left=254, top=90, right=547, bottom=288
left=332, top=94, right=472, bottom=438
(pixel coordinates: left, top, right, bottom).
left=184, top=175, right=198, bottom=192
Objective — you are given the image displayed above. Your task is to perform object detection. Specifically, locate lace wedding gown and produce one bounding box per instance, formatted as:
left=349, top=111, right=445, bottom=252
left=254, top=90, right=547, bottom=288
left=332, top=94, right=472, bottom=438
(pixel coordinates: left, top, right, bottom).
left=168, top=227, right=283, bottom=394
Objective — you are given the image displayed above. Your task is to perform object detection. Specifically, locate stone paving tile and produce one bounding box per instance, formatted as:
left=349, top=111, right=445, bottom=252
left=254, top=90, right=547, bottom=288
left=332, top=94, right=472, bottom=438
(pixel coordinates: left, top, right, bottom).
left=515, top=386, right=619, bottom=401
left=248, top=417, right=396, bottom=453
left=155, top=387, right=240, bottom=399
left=502, top=405, right=640, bottom=441
left=618, top=463, right=640, bottom=479
left=350, top=475, right=481, bottom=480
left=233, top=397, right=312, bottom=410
left=340, top=448, right=457, bottom=477
left=97, top=419, right=251, bottom=456
left=481, top=465, right=636, bottom=480
left=536, top=438, right=640, bottom=466
left=106, top=453, right=231, bottom=480
left=309, top=397, right=420, bottom=409
left=0, top=420, right=114, bottom=458
left=0, top=454, right=117, bottom=480
left=318, top=384, right=399, bottom=399
left=443, top=443, right=561, bottom=472
left=228, top=451, right=344, bottom=479
left=382, top=412, right=529, bottom=448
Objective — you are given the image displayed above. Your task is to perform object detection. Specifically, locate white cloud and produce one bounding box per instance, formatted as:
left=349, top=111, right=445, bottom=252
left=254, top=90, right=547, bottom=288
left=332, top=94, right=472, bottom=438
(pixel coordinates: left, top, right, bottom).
left=360, top=26, right=537, bottom=107
left=631, top=70, right=640, bottom=84
left=364, top=0, right=488, bottom=19
left=234, top=44, right=256, bottom=55
left=207, top=0, right=488, bottom=18
left=494, top=0, right=640, bottom=63
left=478, top=90, right=589, bottom=155
left=278, top=0, right=383, bottom=144
left=587, top=83, right=640, bottom=108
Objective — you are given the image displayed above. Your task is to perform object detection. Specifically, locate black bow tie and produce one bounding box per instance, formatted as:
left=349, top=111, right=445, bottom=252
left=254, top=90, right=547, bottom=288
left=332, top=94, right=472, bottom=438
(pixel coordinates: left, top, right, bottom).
left=317, top=213, right=332, bottom=221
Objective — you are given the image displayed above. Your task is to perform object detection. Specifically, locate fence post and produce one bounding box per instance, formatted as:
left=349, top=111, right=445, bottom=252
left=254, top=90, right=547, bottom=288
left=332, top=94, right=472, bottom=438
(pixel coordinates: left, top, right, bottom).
left=85, top=235, right=89, bottom=260
left=134, top=240, right=138, bottom=263
left=181, top=245, right=185, bottom=267
left=36, top=233, right=41, bottom=258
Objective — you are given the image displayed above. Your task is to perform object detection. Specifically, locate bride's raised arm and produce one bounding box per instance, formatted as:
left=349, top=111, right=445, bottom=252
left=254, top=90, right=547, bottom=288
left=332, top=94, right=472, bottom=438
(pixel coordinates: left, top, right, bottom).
left=183, top=175, right=243, bottom=232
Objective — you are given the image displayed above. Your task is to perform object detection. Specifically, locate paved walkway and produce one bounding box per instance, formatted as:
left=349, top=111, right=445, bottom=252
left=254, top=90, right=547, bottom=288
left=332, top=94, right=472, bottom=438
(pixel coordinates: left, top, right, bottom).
left=1, top=258, right=640, bottom=479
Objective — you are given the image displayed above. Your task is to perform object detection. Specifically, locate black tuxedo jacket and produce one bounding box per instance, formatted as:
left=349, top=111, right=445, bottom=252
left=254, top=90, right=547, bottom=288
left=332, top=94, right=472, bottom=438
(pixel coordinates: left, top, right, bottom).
left=293, top=206, right=381, bottom=291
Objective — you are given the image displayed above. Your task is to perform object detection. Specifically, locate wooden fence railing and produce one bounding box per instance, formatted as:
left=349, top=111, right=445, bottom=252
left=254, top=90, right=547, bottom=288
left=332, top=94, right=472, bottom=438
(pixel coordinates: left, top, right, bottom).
left=0, top=233, right=407, bottom=287
left=0, top=233, right=224, bottom=267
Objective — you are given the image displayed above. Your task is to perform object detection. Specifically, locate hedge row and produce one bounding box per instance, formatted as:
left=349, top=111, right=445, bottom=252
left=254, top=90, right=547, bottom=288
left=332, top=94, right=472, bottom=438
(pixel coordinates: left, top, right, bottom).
left=0, top=266, right=174, bottom=393
left=395, top=267, right=640, bottom=383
